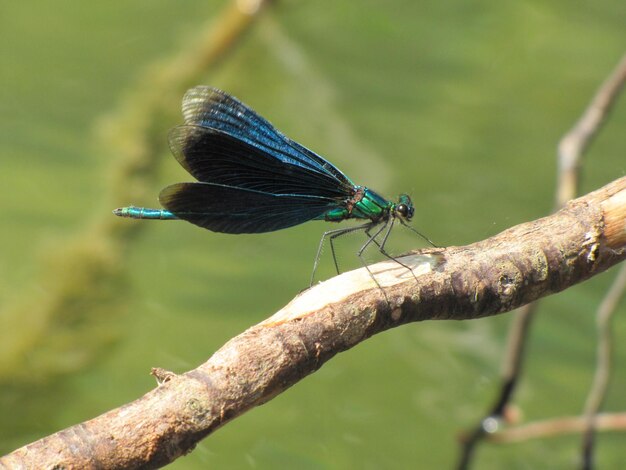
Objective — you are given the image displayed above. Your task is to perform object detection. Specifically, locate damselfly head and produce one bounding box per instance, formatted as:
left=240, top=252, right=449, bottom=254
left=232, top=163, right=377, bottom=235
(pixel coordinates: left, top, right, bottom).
left=394, top=194, right=415, bottom=220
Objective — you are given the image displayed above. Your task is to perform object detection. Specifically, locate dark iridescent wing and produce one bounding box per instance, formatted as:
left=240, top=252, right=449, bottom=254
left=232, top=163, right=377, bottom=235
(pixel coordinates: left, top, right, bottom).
left=169, top=125, right=349, bottom=198
left=177, top=86, right=354, bottom=189
left=159, top=182, right=336, bottom=234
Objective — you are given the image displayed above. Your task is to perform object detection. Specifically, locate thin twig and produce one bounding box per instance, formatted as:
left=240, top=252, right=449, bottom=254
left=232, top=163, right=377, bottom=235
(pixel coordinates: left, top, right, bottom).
left=557, top=53, right=626, bottom=208
left=487, top=412, right=626, bottom=444
left=581, top=263, right=626, bottom=469
left=456, top=302, right=537, bottom=469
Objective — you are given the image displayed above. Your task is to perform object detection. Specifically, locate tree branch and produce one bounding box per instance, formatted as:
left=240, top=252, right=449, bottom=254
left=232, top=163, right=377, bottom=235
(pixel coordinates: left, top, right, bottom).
left=2, top=176, right=625, bottom=469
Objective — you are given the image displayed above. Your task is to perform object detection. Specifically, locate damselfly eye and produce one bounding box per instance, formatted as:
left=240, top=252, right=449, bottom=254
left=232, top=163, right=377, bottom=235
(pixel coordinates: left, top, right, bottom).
left=397, top=204, right=409, bottom=218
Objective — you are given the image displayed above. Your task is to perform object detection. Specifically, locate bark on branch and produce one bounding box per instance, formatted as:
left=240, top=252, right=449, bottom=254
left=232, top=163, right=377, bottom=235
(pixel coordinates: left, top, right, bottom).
left=2, top=176, right=625, bottom=469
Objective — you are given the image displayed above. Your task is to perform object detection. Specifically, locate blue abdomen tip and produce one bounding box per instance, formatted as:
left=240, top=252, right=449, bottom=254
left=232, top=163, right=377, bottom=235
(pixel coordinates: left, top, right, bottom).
left=113, top=206, right=177, bottom=220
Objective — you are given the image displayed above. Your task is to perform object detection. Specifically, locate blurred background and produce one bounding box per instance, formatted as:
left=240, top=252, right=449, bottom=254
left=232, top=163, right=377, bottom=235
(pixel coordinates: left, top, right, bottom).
left=1, top=0, right=625, bottom=468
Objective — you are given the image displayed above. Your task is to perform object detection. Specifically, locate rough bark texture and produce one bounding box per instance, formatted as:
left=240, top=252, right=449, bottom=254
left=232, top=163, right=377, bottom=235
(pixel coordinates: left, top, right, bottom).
left=2, top=176, right=625, bottom=469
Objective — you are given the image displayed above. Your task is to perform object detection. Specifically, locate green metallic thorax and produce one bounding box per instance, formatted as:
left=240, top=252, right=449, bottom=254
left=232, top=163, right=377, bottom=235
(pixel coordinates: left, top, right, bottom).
left=320, top=186, right=392, bottom=223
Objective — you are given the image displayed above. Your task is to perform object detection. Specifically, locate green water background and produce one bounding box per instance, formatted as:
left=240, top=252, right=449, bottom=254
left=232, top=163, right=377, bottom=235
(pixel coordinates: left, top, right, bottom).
left=1, top=1, right=625, bottom=468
